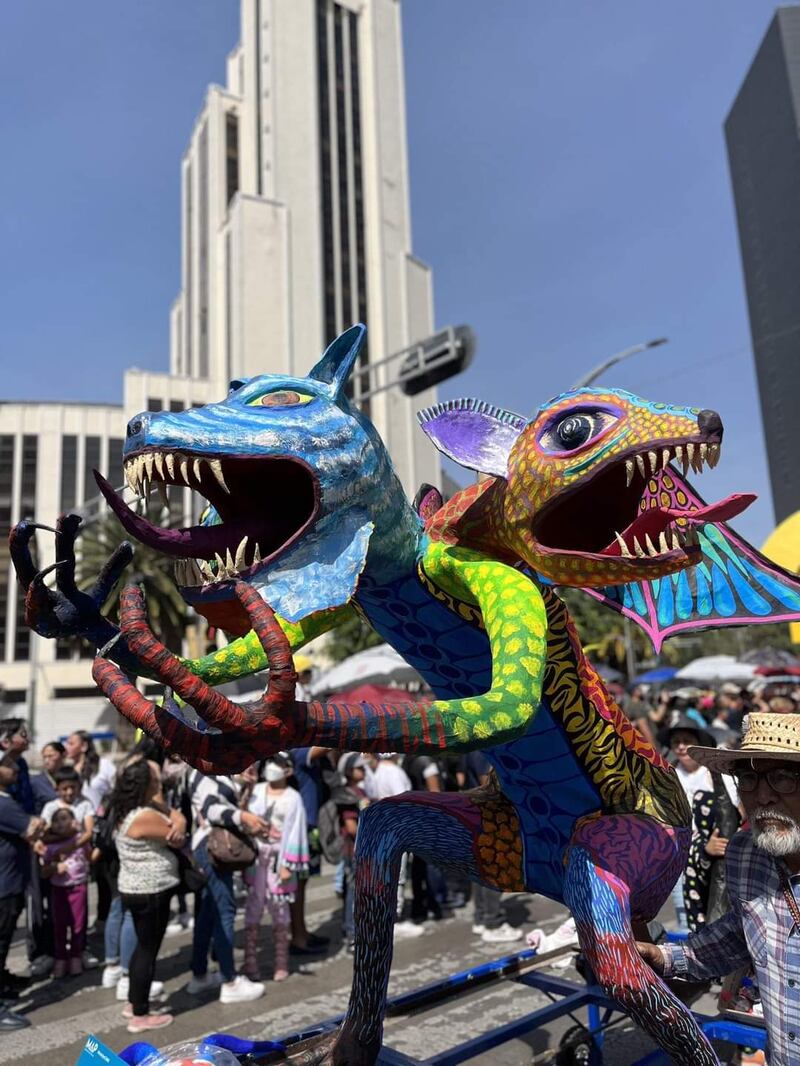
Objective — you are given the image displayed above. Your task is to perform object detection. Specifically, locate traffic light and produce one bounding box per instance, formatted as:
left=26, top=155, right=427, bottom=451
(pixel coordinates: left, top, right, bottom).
left=397, top=326, right=476, bottom=396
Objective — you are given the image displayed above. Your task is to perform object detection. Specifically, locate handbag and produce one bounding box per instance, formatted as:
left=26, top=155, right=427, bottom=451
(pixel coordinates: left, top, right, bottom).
left=177, top=847, right=209, bottom=893
left=206, top=826, right=257, bottom=871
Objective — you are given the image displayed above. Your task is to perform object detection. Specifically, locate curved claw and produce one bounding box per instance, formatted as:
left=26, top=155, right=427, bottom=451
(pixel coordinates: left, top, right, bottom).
left=88, top=541, right=134, bottom=606
left=54, top=513, right=83, bottom=595
left=9, top=520, right=42, bottom=589
left=94, top=580, right=307, bottom=772
left=25, top=561, right=69, bottom=629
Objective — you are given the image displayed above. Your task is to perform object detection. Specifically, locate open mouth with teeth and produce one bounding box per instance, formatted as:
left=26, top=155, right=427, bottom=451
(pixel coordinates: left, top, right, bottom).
left=533, top=439, right=754, bottom=563
left=94, top=450, right=319, bottom=591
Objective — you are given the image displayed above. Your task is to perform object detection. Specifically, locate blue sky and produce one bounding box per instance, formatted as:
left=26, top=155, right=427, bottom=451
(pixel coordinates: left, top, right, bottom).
left=0, top=2, right=791, bottom=545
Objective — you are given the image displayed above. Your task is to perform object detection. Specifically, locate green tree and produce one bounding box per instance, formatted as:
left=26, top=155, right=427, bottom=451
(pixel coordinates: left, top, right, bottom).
left=74, top=507, right=187, bottom=653
left=325, top=610, right=383, bottom=663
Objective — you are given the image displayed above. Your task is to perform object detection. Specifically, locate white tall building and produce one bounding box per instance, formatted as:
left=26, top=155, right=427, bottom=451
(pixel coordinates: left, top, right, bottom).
left=1, top=0, right=442, bottom=740
left=166, top=0, right=440, bottom=493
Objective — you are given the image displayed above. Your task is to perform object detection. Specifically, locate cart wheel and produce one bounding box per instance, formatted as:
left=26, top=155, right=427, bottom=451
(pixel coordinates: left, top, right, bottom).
left=555, top=1023, right=594, bottom=1065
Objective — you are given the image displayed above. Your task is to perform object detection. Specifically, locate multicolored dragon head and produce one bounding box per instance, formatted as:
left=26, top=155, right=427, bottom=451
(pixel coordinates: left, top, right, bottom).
left=95, top=325, right=420, bottom=635
left=419, top=387, right=754, bottom=588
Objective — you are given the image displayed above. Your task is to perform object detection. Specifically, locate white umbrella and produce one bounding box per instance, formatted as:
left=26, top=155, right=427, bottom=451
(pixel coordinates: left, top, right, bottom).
left=675, top=655, right=757, bottom=684
left=311, top=644, right=421, bottom=695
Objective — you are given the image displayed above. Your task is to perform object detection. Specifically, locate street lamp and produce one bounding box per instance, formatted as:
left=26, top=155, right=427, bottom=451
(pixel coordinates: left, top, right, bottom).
left=571, top=337, right=668, bottom=390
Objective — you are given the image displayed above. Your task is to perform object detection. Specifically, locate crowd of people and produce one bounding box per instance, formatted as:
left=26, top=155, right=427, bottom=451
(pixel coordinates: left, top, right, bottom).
left=0, top=671, right=797, bottom=1045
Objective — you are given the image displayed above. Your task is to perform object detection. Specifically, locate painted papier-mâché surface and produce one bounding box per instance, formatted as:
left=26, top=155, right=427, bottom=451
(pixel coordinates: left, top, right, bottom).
left=10, top=325, right=800, bottom=1066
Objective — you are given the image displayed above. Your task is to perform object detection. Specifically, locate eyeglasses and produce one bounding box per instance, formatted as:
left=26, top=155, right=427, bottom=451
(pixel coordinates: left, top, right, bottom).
left=734, top=768, right=800, bottom=796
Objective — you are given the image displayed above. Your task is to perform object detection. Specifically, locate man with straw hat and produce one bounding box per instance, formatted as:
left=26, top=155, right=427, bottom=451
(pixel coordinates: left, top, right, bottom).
left=638, top=713, right=800, bottom=1065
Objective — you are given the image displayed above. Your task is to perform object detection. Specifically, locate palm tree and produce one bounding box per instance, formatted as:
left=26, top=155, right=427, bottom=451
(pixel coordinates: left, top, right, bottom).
left=74, top=505, right=187, bottom=653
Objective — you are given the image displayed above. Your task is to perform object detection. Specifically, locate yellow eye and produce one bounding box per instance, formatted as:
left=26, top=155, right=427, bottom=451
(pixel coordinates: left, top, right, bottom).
left=246, top=390, right=315, bottom=408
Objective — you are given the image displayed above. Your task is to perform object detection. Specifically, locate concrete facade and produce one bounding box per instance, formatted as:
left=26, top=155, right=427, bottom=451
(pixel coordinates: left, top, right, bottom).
left=725, top=7, right=800, bottom=524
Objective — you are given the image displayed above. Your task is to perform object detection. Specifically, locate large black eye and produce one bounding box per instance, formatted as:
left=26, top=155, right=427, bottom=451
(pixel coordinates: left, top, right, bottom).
left=555, top=415, right=593, bottom=449
left=538, top=408, right=618, bottom=453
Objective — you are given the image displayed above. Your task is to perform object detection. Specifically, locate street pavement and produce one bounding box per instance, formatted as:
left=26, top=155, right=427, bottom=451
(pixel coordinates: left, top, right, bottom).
left=0, top=871, right=727, bottom=1065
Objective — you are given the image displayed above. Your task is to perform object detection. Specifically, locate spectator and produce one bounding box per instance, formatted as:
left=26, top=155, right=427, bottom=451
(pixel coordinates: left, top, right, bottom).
left=365, top=754, right=423, bottom=938
left=64, top=731, right=116, bottom=813
left=37, top=809, right=90, bottom=976
left=0, top=719, right=34, bottom=815
left=30, top=743, right=65, bottom=816
left=109, top=757, right=182, bottom=1034
left=243, top=755, right=309, bottom=982
left=717, top=683, right=749, bottom=735
left=623, top=685, right=656, bottom=744
left=332, top=754, right=369, bottom=953
left=0, top=751, right=43, bottom=1031
left=41, top=768, right=95, bottom=845
left=288, top=745, right=332, bottom=955
left=403, top=753, right=448, bottom=923
left=638, top=713, right=800, bottom=1066
left=461, top=752, right=522, bottom=945
left=186, top=770, right=266, bottom=1004
left=27, top=741, right=66, bottom=979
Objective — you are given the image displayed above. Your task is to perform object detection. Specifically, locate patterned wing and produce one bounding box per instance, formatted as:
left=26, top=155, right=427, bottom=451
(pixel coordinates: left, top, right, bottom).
left=581, top=467, right=800, bottom=652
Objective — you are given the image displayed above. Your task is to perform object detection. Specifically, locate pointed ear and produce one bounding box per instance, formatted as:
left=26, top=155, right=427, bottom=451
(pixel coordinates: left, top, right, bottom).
left=417, top=399, right=526, bottom=478
left=309, top=324, right=366, bottom=395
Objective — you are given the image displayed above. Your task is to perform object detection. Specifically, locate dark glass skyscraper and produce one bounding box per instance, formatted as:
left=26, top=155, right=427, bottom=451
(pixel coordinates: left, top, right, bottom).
left=725, top=7, right=800, bottom=524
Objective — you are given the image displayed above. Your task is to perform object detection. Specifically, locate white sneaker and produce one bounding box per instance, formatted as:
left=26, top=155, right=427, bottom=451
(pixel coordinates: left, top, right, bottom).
left=102, top=964, right=123, bottom=988
left=185, top=971, right=224, bottom=996
left=393, top=921, right=425, bottom=939
left=481, top=922, right=523, bottom=944
left=165, top=913, right=194, bottom=936
left=471, top=924, right=486, bottom=937
left=219, top=974, right=264, bottom=1004
left=116, top=976, right=164, bottom=1001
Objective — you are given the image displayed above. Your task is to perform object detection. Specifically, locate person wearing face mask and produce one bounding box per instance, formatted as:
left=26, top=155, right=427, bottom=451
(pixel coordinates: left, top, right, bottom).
left=242, top=756, right=309, bottom=983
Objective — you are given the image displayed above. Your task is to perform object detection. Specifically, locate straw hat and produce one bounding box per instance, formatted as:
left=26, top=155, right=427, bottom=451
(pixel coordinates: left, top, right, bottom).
left=688, top=712, right=800, bottom=772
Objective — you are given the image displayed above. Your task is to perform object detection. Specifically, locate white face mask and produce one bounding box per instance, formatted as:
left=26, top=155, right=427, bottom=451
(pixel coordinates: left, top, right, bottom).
left=265, top=763, right=287, bottom=784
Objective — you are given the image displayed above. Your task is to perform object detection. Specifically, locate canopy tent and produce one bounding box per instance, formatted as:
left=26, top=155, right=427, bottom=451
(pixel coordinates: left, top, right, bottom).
left=311, top=644, right=422, bottom=696
left=633, top=666, right=678, bottom=685
left=675, top=655, right=757, bottom=684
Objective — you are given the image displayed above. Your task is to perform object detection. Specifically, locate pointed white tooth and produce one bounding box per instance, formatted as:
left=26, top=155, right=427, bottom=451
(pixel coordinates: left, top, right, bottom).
left=165, top=452, right=176, bottom=480
left=643, top=533, right=656, bottom=556
left=199, top=561, right=215, bottom=583
left=632, top=536, right=646, bottom=558
left=625, top=460, right=634, bottom=488
left=191, top=560, right=204, bottom=585
left=252, top=543, right=262, bottom=564
left=144, top=453, right=154, bottom=481
left=157, top=480, right=169, bottom=510
left=674, top=445, right=683, bottom=467
left=648, top=451, right=658, bottom=475
left=659, top=531, right=670, bottom=553
left=225, top=548, right=235, bottom=573
left=209, top=459, right=230, bottom=494
left=140, top=478, right=149, bottom=501
left=614, top=532, right=631, bottom=557
left=635, top=454, right=646, bottom=478
left=154, top=452, right=165, bottom=479
left=214, top=553, right=226, bottom=578
left=686, top=443, right=695, bottom=468
left=662, top=449, right=671, bottom=470
left=671, top=531, right=681, bottom=550
left=179, top=458, right=190, bottom=485
left=193, top=458, right=203, bottom=484
left=700, top=443, right=708, bottom=466
left=235, top=536, right=248, bottom=571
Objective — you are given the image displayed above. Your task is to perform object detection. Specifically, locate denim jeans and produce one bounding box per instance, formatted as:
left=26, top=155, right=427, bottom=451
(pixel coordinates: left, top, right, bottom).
left=191, top=840, right=236, bottom=981
left=342, top=856, right=355, bottom=941
left=104, top=893, right=137, bottom=970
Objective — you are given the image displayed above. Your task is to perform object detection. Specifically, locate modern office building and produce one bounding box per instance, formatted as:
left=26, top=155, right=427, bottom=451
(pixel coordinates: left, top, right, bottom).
left=725, top=6, right=800, bottom=524
left=1, top=0, right=442, bottom=738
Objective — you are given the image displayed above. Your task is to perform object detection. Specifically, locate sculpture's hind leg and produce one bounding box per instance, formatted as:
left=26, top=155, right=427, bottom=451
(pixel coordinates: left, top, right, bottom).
left=286, top=788, right=520, bottom=1066
left=563, top=814, right=720, bottom=1066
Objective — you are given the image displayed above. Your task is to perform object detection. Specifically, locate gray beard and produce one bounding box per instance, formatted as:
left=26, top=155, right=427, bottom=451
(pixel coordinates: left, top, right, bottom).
left=751, top=811, right=800, bottom=858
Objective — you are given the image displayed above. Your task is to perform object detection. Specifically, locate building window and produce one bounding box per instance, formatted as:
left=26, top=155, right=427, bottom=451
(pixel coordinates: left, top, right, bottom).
left=83, top=436, right=101, bottom=506
left=60, top=435, right=78, bottom=512
left=108, top=437, right=125, bottom=491
left=198, top=121, right=209, bottom=379
left=147, top=398, right=163, bottom=412
left=169, top=400, right=184, bottom=413
left=226, top=112, right=239, bottom=206
left=0, top=436, right=14, bottom=662
left=14, top=435, right=37, bottom=661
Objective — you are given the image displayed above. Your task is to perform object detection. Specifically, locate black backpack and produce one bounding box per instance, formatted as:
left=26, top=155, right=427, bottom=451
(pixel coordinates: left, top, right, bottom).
left=317, top=798, right=344, bottom=864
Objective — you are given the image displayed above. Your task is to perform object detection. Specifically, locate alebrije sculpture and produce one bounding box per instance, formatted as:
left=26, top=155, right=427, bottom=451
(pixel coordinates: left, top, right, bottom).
left=11, top=326, right=800, bottom=1065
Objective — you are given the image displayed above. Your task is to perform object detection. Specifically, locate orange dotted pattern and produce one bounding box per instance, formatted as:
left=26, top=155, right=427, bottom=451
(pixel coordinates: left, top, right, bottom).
left=469, top=780, right=526, bottom=891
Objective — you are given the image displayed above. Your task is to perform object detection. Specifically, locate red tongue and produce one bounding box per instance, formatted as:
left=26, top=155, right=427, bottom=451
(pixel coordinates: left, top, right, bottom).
left=600, top=493, right=755, bottom=557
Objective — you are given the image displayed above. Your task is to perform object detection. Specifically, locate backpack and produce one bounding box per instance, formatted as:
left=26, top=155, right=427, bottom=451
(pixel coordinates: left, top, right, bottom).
left=317, top=798, right=344, bottom=864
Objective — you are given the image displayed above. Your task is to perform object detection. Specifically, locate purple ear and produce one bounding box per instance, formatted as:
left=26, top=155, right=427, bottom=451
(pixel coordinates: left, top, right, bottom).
left=417, top=399, right=527, bottom=478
